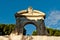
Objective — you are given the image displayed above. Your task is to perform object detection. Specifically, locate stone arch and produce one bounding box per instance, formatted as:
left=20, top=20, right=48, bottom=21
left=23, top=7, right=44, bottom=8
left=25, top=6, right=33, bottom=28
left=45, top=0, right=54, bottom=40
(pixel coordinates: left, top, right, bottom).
left=23, top=22, right=37, bottom=35
left=13, top=7, right=48, bottom=35
left=23, top=22, right=38, bottom=28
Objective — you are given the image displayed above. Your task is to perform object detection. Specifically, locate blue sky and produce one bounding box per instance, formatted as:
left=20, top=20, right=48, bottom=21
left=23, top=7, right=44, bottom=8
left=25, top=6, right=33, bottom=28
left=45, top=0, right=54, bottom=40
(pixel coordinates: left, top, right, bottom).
left=24, top=24, right=36, bottom=35
left=0, top=0, right=60, bottom=35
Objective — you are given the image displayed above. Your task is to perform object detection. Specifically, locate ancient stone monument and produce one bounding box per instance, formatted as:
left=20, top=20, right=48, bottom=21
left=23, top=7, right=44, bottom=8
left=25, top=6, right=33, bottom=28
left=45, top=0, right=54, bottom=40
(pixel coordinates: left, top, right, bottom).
left=14, top=7, right=48, bottom=35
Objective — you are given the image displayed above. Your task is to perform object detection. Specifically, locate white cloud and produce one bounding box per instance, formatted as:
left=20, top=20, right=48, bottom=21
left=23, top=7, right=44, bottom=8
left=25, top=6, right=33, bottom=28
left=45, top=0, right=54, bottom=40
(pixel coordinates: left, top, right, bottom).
left=45, top=10, right=60, bottom=29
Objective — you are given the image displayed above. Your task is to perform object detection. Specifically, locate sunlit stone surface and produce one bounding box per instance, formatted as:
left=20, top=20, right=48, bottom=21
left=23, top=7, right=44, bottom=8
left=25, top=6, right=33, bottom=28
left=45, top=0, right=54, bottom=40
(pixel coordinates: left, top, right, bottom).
left=0, top=34, right=60, bottom=40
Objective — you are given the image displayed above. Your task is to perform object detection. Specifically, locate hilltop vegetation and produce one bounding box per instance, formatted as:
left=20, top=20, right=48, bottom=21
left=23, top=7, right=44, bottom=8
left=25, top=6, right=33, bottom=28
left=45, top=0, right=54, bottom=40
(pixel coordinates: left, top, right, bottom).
left=32, top=27, right=60, bottom=36
left=0, top=24, right=60, bottom=36
left=0, top=24, right=15, bottom=35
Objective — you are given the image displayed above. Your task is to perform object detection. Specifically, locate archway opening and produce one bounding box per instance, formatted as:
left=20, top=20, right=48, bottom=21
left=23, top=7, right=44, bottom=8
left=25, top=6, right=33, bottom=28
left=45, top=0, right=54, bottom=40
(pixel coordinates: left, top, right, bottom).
left=23, top=24, right=36, bottom=36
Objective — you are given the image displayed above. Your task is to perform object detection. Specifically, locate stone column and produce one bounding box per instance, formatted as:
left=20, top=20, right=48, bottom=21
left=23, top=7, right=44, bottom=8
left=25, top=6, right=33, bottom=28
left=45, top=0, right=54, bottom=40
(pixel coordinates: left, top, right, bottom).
left=39, top=19, right=48, bottom=35
left=14, top=17, right=20, bottom=35
left=37, top=28, right=41, bottom=35
left=18, top=21, right=23, bottom=35
left=37, top=20, right=41, bottom=35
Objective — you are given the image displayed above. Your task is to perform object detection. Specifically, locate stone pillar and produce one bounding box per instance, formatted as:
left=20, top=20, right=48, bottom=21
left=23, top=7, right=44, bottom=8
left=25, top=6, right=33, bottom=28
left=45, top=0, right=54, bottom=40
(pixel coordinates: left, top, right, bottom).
left=15, top=17, right=23, bottom=35
left=37, top=20, right=41, bottom=35
left=37, top=28, right=41, bottom=35
left=14, top=17, right=20, bottom=35
left=18, top=21, right=23, bottom=35
left=39, top=19, right=48, bottom=35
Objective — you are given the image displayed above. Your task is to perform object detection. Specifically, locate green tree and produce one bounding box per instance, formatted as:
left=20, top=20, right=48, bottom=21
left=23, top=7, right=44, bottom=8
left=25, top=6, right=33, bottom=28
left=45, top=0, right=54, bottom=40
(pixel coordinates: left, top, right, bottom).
left=32, top=30, right=37, bottom=35
left=54, top=30, right=60, bottom=36
left=0, top=24, right=15, bottom=35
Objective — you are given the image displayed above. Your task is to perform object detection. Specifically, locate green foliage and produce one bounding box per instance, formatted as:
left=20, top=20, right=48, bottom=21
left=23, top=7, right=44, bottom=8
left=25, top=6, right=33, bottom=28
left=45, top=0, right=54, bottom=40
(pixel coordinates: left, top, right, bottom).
left=32, top=27, right=60, bottom=36
left=54, top=30, right=60, bottom=36
left=46, top=28, right=60, bottom=36
left=47, top=28, right=55, bottom=36
left=0, top=24, right=15, bottom=35
left=32, top=30, right=37, bottom=35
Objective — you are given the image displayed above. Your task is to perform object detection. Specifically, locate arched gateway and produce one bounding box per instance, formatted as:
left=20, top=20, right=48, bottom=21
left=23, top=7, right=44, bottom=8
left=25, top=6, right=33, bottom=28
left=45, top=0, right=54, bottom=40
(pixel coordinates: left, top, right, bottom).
left=14, top=7, right=48, bottom=35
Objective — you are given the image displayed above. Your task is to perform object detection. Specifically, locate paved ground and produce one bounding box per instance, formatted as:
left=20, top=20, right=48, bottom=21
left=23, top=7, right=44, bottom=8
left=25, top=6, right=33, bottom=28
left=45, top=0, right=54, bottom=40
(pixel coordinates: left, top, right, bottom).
left=0, top=35, right=60, bottom=40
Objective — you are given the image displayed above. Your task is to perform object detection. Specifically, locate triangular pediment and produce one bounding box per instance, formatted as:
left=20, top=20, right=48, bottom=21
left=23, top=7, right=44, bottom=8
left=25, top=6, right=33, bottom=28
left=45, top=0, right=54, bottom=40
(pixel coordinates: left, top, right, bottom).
left=16, top=7, right=45, bottom=17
